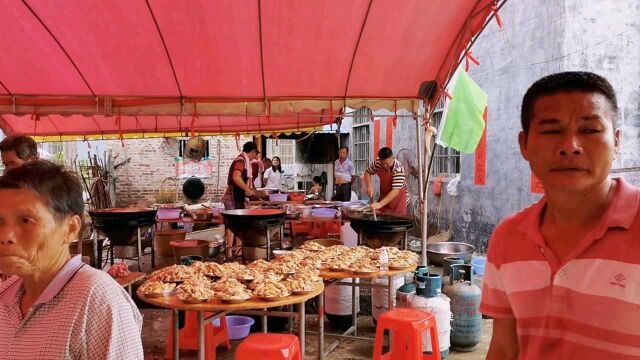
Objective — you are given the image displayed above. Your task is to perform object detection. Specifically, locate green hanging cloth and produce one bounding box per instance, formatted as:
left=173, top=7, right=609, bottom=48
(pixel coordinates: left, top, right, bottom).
left=437, top=70, right=488, bottom=153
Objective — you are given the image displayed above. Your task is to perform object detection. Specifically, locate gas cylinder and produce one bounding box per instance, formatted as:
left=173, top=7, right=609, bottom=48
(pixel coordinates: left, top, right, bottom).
left=442, top=264, right=482, bottom=351
left=441, top=256, right=464, bottom=290
left=372, top=275, right=404, bottom=321
left=325, top=278, right=359, bottom=331
left=408, top=292, right=451, bottom=358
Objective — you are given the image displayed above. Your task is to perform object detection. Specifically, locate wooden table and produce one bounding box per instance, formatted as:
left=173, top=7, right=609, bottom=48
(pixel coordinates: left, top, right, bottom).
left=138, top=282, right=324, bottom=360
left=317, top=265, right=417, bottom=359
left=115, top=272, right=146, bottom=296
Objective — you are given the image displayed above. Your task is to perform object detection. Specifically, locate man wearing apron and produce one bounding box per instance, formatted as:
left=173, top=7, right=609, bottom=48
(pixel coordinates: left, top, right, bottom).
left=364, top=147, right=409, bottom=215
left=221, top=141, right=259, bottom=210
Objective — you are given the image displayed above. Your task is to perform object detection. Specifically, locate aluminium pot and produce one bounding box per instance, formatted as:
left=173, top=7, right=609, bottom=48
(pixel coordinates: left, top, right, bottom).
left=427, top=242, right=475, bottom=265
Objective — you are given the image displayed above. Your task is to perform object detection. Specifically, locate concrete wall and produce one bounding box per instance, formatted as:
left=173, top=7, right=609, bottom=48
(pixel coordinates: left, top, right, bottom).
left=441, top=0, right=640, bottom=253
left=336, top=0, right=640, bottom=253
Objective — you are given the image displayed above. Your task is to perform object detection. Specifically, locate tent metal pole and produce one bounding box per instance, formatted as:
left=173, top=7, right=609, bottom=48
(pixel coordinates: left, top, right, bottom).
left=416, top=102, right=427, bottom=266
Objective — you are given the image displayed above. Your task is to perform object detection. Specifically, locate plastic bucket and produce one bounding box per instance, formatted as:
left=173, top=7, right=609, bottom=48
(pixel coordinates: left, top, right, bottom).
left=154, top=229, right=188, bottom=258
left=226, top=315, right=255, bottom=340
left=171, top=240, right=209, bottom=264
left=156, top=208, right=182, bottom=220
left=471, top=257, right=486, bottom=276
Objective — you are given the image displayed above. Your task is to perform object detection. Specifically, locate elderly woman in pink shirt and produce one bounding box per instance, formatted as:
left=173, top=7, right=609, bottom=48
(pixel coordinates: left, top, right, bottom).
left=0, top=161, right=143, bottom=359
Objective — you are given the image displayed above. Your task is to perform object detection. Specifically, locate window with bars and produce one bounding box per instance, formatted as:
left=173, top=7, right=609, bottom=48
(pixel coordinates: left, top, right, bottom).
left=352, top=107, right=372, bottom=175
left=431, top=99, right=461, bottom=177
left=266, top=139, right=295, bottom=170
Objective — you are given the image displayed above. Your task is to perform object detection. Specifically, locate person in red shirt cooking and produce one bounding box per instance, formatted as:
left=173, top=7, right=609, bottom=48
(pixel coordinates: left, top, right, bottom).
left=221, top=141, right=260, bottom=210
left=364, top=147, right=410, bottom=215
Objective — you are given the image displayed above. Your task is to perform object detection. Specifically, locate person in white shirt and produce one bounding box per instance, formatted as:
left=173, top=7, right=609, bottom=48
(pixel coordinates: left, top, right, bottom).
left=263, top=156, right=284, bottom=188
left=332, top=146, right=356, bottom=201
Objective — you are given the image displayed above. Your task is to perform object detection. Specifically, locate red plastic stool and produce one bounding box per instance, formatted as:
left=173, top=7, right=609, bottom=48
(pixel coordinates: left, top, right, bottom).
left=166, top=312, right=231, bottom=360
left=235, top=333, right=302, bottom=360
left=373, top=308, right=441, bottom=360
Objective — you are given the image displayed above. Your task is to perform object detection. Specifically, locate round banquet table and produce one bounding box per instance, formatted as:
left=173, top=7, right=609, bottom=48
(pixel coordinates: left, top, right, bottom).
left=317, top=264, right=417, bottom=359
left=138, top=282, right=324, bottom=360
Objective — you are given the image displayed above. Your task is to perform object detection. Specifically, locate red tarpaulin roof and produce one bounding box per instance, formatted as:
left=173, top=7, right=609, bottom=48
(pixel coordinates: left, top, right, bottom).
left=0, top=0, right=499, bottom=140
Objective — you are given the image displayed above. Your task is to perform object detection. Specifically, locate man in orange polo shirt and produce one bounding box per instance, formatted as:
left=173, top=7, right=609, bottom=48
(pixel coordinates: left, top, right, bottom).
left=481, top=72, right=640, bottom=359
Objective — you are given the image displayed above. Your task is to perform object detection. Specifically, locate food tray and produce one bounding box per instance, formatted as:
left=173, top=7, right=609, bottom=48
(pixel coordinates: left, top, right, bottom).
left=389, top=264, right=416, bottom=271
left=292, top=289, right=316, bottom=295
left=350, top=269, right=379, bottom=275
left=259, top=295, right=290, bottom=302
left=142, top=291, right=173, bottom=298
left=179, top=297, right=210, bottom=304
left=220, top=296, right=251, bottom=304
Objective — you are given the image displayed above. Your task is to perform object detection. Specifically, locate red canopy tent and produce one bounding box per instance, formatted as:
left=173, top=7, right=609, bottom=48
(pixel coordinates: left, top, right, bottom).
left=0, top=0, right=502, bottom=141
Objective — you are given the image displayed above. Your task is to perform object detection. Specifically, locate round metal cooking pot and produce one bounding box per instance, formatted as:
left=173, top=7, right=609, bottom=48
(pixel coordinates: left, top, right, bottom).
left=221, top=208, right=285, bottom=219
left=89, top=207, right=157, bottom=246
left=182, top=177, right=205, bottom=200
left=427, top=242, right=475, bottom=265
left=349, top=213, right=414, bottom=232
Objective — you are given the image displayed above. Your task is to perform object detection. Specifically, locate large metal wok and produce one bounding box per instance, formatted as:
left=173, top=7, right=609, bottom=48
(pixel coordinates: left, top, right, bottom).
left=89, top=207, right=157, bottom=246
left=221, top=208, right=286, bottom=261
left=222, top=208, right=285, bottom=225
left=349, top=213, right=414, bottom=232
left=349, top=213, right=414, bottom=249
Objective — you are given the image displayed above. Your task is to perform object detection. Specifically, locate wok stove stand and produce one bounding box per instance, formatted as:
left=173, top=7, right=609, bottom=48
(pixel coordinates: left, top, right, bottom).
left=223, top=216, right=285, bottom=262
left=349, top=216, right=414, bottom=250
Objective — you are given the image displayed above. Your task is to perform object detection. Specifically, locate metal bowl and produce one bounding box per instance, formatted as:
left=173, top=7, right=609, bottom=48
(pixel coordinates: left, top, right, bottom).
left=426, top=242, right=475, bottom=265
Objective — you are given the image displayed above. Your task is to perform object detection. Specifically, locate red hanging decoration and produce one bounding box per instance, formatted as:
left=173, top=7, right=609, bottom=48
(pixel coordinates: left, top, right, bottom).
left=115, top=113, right=124, bottom=147
left=31, top=113, right=40, bottom=135
left=441, top=86, right=453, bottom=101
left=392, top=100, right=398, bottom=128
left=190, top=102, right=199, bottom=137
left=465, top=50, right=480, bottom=72
left=492, top=3, right=504, bottom=30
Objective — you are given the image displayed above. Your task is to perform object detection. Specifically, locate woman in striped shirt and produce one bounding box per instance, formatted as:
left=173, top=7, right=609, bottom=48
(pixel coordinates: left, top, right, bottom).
left=364, top=147, right=409, bottom=215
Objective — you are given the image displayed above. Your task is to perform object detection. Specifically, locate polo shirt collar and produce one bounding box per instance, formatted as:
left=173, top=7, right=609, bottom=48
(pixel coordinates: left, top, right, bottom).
left=599, top=178, right=639, bottom=230
left=519, top=177, right=639, bottom=245
left=0, top=255, right=84, bottom=306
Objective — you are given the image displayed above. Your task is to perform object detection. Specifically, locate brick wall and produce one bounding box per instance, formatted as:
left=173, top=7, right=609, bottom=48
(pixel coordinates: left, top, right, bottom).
left=107, top=136, right=251, bottom=207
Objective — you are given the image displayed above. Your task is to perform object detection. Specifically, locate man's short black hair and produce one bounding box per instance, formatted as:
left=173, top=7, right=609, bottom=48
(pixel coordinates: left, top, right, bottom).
left=0, top=160, right=84, bottom=222
left=242, top=141, right=259, bottom=153
left=378, top=147, right=393, bottom=160
left=339, top=146, right=349, bottom=152
left=521, top=71, right=618, bottom=134
left=0, top=135, right=38, bottom=160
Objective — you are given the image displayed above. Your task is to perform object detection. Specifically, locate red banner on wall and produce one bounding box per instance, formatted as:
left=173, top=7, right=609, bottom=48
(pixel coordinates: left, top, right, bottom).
left=474, top=107, right=488, bottom=186
left=373, top=118, right=381, bottom=155
left=385, top=117, right=394, bottom=150
left=531, top=171, right=544, bottom=194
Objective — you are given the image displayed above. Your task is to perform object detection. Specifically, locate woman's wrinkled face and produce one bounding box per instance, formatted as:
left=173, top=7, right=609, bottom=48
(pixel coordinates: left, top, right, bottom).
left=0, top=188, right=78, bottom=277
